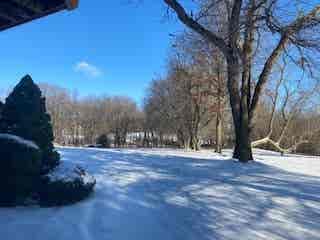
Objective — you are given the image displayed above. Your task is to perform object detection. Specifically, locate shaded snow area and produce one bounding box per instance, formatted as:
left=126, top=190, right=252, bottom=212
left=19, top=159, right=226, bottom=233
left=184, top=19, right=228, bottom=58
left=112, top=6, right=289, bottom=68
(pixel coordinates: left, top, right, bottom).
left=1, top=148, right=320, bottom=240
left=0, top=133, right=39, bottom=149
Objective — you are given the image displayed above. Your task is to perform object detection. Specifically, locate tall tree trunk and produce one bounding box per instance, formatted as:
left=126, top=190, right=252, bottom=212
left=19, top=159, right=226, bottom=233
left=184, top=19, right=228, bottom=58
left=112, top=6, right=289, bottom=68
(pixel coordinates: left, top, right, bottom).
left=215, top=112, right=223, bottom=153
left=215, top=86, right=223, bottom=154
left=233, top=116, right=253, bottom=161
left=143, top=131, right=148, bottom=147
left=232, top=0, right=255, bottom=162
left=226, top=53, right=253, bottom=162
left=189, top=134, right=199, bottom=151
left=177, top=129, right=185, bottom=148
left=159, top=132, right=164, bottom=147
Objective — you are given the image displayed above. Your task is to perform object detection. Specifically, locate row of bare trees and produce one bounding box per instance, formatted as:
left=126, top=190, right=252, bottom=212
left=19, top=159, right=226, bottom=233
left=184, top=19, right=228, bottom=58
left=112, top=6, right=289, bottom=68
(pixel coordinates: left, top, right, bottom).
left=39, top=83, right=141, bottom=147
left=33, top=69, right=319, bottom=155
left=144, top=31, right=229, bottom=152
left=143, top=28, right=320, bottom=155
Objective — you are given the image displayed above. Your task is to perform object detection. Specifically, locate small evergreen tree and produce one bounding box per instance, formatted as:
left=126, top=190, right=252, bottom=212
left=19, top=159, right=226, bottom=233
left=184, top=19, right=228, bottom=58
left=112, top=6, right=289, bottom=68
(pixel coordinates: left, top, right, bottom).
left=0, top=75, right=59, bottom=173
left=96, top=134, right=111, bottom=148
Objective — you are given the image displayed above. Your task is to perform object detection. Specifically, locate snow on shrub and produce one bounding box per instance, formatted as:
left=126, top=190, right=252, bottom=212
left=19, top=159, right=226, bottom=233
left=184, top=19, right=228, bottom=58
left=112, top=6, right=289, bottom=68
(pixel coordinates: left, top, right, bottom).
left=0, top=133, right=40, bottom=150
left=39, top=162, right=96, bottom=207
left=0, top=134, right=41, bottom=206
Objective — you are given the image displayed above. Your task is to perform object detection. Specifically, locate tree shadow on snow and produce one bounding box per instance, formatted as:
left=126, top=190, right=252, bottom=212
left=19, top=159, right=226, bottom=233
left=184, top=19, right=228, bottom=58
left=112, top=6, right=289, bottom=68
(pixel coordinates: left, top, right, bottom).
left=45, top=148, right=320, bottom=239
left=58, top=147, right=320, bottom=239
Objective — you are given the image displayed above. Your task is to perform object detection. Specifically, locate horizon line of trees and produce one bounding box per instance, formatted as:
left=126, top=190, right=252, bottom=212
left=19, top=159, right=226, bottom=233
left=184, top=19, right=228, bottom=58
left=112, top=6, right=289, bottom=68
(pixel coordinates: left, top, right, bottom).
left=0, top=74, right=318, bottom=155
left=0, top=69, right=314, bottom=155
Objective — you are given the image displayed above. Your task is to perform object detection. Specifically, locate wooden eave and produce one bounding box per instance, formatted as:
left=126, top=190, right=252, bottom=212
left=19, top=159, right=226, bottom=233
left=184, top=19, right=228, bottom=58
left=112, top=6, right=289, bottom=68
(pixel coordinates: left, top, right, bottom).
left=0, top=0, right=78, bottom=31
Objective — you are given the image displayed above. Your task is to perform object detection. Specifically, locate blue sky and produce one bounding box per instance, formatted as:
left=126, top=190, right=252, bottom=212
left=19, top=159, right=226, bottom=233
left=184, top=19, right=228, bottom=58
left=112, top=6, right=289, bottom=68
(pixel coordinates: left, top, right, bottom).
left=0, top=1, right=182, bottom=103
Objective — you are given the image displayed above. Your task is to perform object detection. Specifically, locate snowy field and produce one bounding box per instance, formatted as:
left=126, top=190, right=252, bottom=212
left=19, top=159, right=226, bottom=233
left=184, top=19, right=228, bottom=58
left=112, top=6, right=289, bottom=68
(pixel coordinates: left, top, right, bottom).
left=1, top=147, right=320, bottom=240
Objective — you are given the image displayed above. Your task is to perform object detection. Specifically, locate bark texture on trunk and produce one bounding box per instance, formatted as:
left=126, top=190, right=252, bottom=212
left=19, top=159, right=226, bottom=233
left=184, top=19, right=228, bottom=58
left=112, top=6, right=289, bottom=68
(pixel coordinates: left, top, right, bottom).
left=226, top=53, right=254, bottom=162
left=215, top=112, right=223, bottom=153
left=233, top=124, right=253, bottom=161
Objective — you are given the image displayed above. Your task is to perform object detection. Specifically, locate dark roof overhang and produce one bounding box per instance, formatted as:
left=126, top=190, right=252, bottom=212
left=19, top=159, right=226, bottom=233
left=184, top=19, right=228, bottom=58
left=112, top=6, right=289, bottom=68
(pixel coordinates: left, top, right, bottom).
left=0, top=0, right=78, bottom=31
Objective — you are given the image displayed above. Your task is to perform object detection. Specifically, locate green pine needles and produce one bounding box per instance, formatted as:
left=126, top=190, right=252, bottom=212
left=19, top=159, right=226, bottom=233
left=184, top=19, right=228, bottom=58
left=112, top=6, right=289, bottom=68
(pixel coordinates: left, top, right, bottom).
left=0, top=75, right=59, bottom=173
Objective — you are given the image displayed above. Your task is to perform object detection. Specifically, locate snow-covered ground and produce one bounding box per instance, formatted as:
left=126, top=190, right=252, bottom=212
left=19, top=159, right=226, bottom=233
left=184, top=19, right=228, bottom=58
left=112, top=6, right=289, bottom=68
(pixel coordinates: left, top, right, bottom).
left=1, top=148, right=320, bottom=240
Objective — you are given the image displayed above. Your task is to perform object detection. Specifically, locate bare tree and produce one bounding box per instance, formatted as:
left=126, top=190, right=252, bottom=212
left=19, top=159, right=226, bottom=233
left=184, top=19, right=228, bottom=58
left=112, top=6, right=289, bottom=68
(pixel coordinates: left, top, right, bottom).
left=163, top=0, right=320, bottom=161
left=144, top=78, right=175, bottom=147
left=144, top=51, right=224, bottom=150
left=251, top=59, right=320, bottom=153
left=40, top=83, right=142, bottom=147
left=107, top=96, right=140, bottom=147
left=172, top=31, right=229, bottom=152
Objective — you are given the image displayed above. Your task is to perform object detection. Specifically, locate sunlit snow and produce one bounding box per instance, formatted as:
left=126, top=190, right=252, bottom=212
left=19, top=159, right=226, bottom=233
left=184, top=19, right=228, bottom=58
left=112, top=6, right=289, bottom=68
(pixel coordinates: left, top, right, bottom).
left=1, top=147, right=319, bottom=240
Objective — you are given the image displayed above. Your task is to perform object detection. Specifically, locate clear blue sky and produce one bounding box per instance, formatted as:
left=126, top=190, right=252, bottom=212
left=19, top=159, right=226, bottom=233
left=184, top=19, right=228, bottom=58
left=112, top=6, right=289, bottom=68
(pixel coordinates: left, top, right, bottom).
left=0, top=1, right=182, bottom=103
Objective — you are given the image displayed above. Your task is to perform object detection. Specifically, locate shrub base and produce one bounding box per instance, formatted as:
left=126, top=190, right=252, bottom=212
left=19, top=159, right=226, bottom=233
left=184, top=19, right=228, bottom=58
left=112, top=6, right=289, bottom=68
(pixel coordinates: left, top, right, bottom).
left=39, top=164, right=96, bottom=207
